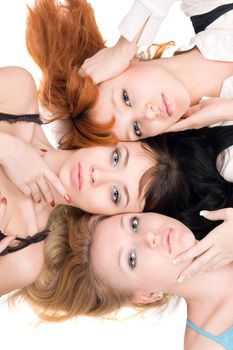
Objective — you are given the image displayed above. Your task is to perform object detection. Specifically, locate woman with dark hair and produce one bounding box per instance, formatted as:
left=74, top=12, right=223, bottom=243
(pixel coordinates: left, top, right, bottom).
left=0, top=66, right=156, bottom=296
left=1, top=65, right=233, bottom=296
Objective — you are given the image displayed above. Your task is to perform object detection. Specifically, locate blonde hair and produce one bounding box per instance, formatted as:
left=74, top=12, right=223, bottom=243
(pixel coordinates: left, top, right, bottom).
left=14, top=206, right=170, bottom=322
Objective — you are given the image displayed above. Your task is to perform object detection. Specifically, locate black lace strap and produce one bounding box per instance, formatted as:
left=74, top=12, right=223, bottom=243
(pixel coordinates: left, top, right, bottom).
left=0, top=112, right=43, bottom=125
left=0, top=229, right=50, bottom=256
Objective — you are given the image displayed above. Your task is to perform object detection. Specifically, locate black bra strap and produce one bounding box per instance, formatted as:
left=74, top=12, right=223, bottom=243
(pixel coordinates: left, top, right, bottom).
left=0, top=229, right=50, bottom=256
left=0, top=112, right=42, bottom=125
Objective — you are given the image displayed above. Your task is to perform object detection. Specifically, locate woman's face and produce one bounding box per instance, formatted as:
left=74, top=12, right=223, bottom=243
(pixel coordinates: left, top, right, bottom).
left=91, top=213, right=195, bottom=295
left=93, top=62, right=190, bottom=141
left=59, top=142, right=154, bottom=214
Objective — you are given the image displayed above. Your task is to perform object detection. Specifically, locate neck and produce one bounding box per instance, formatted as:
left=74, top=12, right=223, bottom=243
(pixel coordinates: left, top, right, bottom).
left=150, top=48, right=233, bottom=105
left=169, top=263, right=233, bottom=309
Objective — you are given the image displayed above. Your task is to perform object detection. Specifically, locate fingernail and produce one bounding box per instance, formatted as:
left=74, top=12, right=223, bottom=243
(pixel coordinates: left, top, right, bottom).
left=177, top=276, right=185, bottom=283
left=1, top=197, right=7, bottom=204
left=177, top=274, right=189, bottom=283
left=40, top=148, right=47, bottom=152
left=172, top=258, right=180, bottom=265
left=64, top=193, right=72, bottom=203
left=200, top=210, right=209, bottom=217
left=50, top=200, right=55, bottom=207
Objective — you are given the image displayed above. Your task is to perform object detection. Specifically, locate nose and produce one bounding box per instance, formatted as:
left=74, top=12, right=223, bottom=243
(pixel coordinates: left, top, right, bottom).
left=143, top=230, right=158, bottom=249
left=90, top=166, right=115, bottom=186
left=144, top=102, right=159, bottom=121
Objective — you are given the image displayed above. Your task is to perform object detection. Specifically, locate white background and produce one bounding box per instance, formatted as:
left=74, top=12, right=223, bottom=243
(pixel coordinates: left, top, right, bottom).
left=0, top=1, right=194, bottom=349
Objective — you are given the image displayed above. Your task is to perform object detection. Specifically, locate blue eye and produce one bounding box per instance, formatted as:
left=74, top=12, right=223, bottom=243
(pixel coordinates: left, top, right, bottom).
left=128, top=249, right=137, bottom=269
left=130, top=216, right=139, bottom=232
left=112, top=185, right=121, bottom=204
left=112, top=148, right=121, bottom=166
left=134, top=121, right=142, bottom=137
left=122, top=89, right=132, bottom=107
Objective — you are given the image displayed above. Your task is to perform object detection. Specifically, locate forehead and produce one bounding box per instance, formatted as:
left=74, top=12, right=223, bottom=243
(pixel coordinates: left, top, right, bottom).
left=91, top=216, right=122, bottom=280
left=122, top=141, right=154, bottom=211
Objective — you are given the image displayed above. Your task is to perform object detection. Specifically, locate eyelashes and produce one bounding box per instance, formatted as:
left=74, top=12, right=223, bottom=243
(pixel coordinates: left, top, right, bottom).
left=130, top=216, right=139, bottom=232
left=112, top=185, right=121, bottom=204
left=128, top=249, right=137, bottom=269
left=133, top=121, right=142, bottom=137
left=122, top=89, right=142, bottom=138
left=111, top=148, right=121, bottom=205
left=127, top=216, right=139, bottom=269
left=122, top=89, right=132, bottom=107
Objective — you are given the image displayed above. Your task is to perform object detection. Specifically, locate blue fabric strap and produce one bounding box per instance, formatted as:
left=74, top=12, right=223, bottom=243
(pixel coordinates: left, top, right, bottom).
left=187, top=320, right=233, bottom=350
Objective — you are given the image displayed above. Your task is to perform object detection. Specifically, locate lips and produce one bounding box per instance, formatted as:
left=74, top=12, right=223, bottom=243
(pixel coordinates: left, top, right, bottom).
left=161, top=93, right=172, bottom=117
left=163, top=228, right=175, bottom=254
left=71, top=162, right=82, bottom=191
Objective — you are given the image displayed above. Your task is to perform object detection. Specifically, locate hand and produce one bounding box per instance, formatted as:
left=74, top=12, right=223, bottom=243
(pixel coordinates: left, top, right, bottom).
left=0, top=197, right=15, bottom=254
left=0, top=134, right=71, bottom=205
left=173, top=208, right=233, bottom=282
left=80, top=35, right=137, bottom=84
left=166, top=97, right=233, bottom=132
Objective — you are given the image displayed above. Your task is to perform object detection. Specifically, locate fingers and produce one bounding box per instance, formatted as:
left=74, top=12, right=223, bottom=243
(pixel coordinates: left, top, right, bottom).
left=29, top=182, right=41, bottom=203
left=0, top=197, right=7, bottom=225
left=183, top=103, right=203, bottom=117
left=173, top=236, right=214, bottom=264
left=0, top=235, right=15, bottom=253
left=36, top=177, right=54, bottom=207
left=44, top=169, right=72, bottom=203
left=177, top=249, right=218, bottom=282
left=205, top=256, right=232, bottom=272
left=200, top=208, right=233, bottom=221
left=0, top=197, right=15, bottom=254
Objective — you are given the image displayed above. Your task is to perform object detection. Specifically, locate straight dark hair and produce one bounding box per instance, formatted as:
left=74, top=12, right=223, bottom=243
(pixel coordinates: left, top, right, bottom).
left=143, top=126, right=233, bottom=239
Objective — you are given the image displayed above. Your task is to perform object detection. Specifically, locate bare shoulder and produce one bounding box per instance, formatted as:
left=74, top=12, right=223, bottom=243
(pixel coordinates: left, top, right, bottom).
left=185, top=326, right=225, bottom=350
left=0, top=66, right=38, bottom=115
left=0, top=243, right=44, bottom=295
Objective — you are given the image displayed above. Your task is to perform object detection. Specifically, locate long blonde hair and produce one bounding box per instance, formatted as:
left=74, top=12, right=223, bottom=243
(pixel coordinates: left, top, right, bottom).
left=14, top=206, right=170, bottom=322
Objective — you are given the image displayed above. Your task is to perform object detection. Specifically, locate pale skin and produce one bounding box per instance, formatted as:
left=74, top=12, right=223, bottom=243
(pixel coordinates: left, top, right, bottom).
left=1, top=68, right=233, bottom=293
left=0, top=66, right=155, bottom=295
left=91, top=209, right=233, bottom=350
left=83, top=42, right=233, bottom=138
left=89, top=47, right=233, bottom=140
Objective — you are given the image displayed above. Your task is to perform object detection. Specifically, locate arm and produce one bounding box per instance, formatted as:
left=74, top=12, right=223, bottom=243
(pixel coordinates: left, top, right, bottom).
left=81, top=0, right=175, bottom=83
left=0, top=132, right=71, bottom=204
left=0, top=67, right=71, bottom=204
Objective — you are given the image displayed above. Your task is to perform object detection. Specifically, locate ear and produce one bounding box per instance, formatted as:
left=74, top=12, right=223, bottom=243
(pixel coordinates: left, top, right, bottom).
left=132, top=291, right=158, bottom=304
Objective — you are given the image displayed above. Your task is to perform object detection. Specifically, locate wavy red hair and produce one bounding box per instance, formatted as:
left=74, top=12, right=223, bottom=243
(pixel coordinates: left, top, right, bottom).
left=26, top=0, right=117, bottom=148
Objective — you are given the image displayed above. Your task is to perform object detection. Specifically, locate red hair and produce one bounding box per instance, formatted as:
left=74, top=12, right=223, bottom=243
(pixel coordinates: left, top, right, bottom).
left=26, top=0, right=117, bottom=148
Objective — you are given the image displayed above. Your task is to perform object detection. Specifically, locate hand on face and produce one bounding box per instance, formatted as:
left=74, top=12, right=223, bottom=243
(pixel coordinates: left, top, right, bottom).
left=166, top=97, right=233, bottom=132
left=80, top=36, right=136, bottom=84
left=1, top=136, right=71, bottom=206
left=91, top=212, right=195, bottom=296
left=93, top=62, right=190, bottom=141
left=173, top=208, right=233, bottom=282
left=0, top=197, right=15, bottom=255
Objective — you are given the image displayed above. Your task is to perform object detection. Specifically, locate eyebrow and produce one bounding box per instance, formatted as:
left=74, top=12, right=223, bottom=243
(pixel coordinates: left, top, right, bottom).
left=122, top=146, right=129, bottom=208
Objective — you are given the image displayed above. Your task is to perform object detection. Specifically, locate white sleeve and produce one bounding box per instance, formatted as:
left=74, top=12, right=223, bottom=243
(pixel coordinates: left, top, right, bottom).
left=118, top=0, right=176, bottom=47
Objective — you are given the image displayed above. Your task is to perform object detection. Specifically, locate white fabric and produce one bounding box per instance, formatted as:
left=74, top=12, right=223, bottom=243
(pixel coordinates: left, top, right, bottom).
left=118, top=0, right=233, bottom=46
